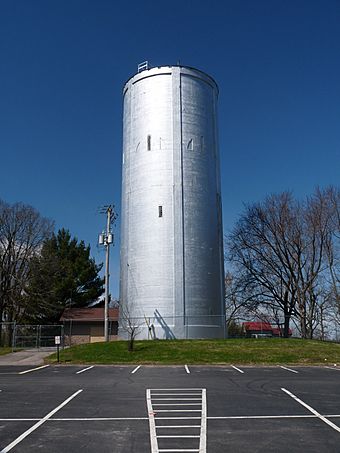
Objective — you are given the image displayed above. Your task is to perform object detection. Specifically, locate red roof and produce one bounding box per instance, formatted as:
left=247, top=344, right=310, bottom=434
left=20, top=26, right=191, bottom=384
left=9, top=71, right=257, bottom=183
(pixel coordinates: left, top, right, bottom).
left=243, top=322, right=273, bottom=331
left=60, top=307, right=119, bottom=322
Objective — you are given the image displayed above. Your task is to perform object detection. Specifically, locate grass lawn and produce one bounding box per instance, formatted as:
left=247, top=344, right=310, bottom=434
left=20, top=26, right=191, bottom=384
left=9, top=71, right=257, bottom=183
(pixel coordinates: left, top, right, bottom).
left=0, top=347, right=13, bottom=356
left=46, top=338, right=340, bottom=365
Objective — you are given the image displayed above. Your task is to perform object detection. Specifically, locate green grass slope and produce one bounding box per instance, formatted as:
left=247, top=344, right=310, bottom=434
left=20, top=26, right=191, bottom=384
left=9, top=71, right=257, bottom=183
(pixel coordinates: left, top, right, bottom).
left=0, top=347, right=13, bottom=356
left=46, top=338, right=340, bottom=366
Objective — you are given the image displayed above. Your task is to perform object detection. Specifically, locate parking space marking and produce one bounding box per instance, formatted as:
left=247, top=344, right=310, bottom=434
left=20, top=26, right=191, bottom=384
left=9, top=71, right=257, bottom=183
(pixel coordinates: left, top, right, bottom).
left=2, top=413, right=340, bottom=423
left=153, top=398, right=202, bottom=401
left=199, top=389, right=207, bottom=453
left=76, top=366, right=94, bottom=375
left=151, top=389, right=202, bottom=391
left=147, top=388, right=206, bottom=453
left=0, top=419, right=41, bottom=422
left=131, top=365, right=141, bottom=374
left=153, top=403, right=202, bottom=406
left=281, top=387, right=340, bottom=433
left=325, top=366, right=340, bottom=371
left=185, top=365, right=190, bottom=374
left=0, top=389, right=83, bottom=453
left=158, top=448, right=199, bottom=453
left=18, top=365, right=49, bottom=375
left=231, top=365, right=244, bottom=374
left=280, top=366, right=298, bottom=374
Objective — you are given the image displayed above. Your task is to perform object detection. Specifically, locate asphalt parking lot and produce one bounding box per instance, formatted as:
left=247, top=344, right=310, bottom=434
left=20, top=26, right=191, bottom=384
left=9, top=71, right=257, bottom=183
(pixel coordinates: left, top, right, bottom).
left=0, top=364, right=339, bottom=452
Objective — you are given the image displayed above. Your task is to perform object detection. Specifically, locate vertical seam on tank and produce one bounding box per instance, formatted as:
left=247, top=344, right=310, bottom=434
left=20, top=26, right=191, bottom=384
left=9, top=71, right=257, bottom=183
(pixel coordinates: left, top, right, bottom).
left=213, top=89, right=225, bottom=335
left=126, top=82, right=133, bottom=308
left=179, top=70, right=186, bottom=329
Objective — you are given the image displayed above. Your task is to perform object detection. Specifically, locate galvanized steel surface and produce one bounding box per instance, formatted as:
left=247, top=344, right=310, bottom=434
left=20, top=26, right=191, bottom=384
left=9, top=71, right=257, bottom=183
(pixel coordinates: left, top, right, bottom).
left=119, top=66, right=225, bottom=339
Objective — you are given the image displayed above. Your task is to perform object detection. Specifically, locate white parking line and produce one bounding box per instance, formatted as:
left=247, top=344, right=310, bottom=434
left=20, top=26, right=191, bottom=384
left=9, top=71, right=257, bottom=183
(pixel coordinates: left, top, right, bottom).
left=159, top=449, right=200, bottom=452
left=199, top=388, right=207, bottom=453
left=155, top=409, right=202, bottom=413
left=152, top=389, right=201, bottom=396
left=153, top=403, right=202, bottom=406
left=281, top=387, right=340, bottom=433
left=147, top=389, right=158, bottom=453
left=152, top=398, right=201, bottom=401
left=280, top=366, right=298, bottom=374
left=3, top=413, right=340, bottom=422
left=147, top=388, right=206, bottom=453
left=131, top=365, right=141, bottom=374
left=185, top=365, right=190, bottom=374
left=151, top=388, right=202, bottom=391
left=0, top=389, right=83, bottom=453
left=156, top=425, right=201, bottom=428
left=231, top=365, right=244, bottom=374
left=76, top=366, right=94, bottom=375
left=325, top=366, right=340, bottom=371
left=158, top=435, right=200, bottom=438
left=19, top=365, right=49, bottom=375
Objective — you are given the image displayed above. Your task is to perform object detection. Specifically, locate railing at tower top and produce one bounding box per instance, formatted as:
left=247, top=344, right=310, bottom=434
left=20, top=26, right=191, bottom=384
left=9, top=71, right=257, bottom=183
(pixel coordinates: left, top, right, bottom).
left=137, top=61, right=149, bottom=72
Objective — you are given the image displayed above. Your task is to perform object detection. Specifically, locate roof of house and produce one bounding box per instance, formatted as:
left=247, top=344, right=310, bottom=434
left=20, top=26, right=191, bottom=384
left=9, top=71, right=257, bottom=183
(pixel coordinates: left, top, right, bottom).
left=242, top=322, right=273, bottom=331
left=60, top=307, right=119, bottom=322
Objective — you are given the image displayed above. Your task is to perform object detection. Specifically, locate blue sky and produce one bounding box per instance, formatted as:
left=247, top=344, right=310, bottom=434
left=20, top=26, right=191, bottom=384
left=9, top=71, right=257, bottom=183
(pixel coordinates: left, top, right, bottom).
left=1, top=0, right=339, bottom=298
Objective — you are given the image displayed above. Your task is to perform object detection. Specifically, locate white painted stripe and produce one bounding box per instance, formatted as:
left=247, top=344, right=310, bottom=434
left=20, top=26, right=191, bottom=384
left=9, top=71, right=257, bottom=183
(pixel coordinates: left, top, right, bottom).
left=151, top=388, right=201, bottom=391
left=0, top=419, right=41, bottom=422
left=76, top=366, right=94, bottom=375
left=208, top=415, right=317, bottom=419
left=151, top=392, right=202, bottom=399
left=325, top=366, right=340, bottom=371
left=280, top=366, right=298, bottom=374
left=152, top=417, right=202, bottom=420
left=152, top=398, right=202, bottom=401
left=158, top=435, right=200, bottom=438
left=185, top=365, right=190, bottom=374
left=52, top=417, right=148, bottom=421
left=153, top=403, right=202, bottom=406
left=131, top=365, right=141, bottom=374
left=281, top=388, right=340, bottom=433
left=231, top=365, right=244, bottom=374
left=155, top=410, right=202, bottom=413
left=156, top=425, right=201, bottom=428
left=2, top=414, right=337, bottom=422
left=147, top=389, right=159, bottom=453
left=19, top=365, right=49, bottom=375
left=0, top=389, right=83, bottom=453
left=199, top=388, right=207, bottom=453
left=158, top=448, right=199, bottom=453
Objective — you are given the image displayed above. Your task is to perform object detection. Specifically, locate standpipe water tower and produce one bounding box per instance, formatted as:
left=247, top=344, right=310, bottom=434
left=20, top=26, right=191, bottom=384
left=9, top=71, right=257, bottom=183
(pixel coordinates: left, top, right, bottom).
left=119, top=64, right=225, bottom=339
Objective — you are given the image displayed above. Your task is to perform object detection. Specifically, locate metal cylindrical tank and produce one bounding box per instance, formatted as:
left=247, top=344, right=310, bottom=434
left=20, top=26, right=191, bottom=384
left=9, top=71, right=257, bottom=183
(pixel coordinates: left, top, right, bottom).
left=119, top=65, right=225, bottom=339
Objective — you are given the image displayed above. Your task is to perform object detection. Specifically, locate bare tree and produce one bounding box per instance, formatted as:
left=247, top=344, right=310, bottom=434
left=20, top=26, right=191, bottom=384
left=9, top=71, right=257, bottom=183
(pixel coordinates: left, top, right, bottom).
left=227, top=192, right=301, bottom=337
left=0, top=200, right=53, bottom=343
left=224, top=271, right=260, bottom=330
left=227, top=188, right=340, bottom=339
left=119, top=301, right=145, bottom=351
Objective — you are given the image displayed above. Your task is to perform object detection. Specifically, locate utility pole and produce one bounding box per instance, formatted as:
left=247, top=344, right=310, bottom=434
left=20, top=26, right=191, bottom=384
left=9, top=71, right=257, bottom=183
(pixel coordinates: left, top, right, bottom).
left=99, top=205, right=117, bottom=342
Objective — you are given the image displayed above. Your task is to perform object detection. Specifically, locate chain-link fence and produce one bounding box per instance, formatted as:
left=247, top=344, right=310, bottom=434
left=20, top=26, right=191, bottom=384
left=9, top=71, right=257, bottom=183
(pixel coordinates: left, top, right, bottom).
left=117, top=313, right=310, bottom=339
left=12, top=325, right=64, bottom=349
left=118, top=314, right=227, bottom=340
